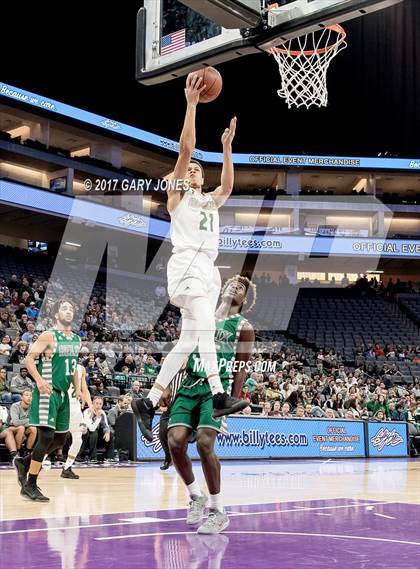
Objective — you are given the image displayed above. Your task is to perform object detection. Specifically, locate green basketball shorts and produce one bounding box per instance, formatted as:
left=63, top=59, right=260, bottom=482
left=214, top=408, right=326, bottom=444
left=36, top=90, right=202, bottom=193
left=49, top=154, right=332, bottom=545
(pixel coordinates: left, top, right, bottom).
left=29, top=387, right=70, bottom=433
left=168, top=375, right=229, bottom=433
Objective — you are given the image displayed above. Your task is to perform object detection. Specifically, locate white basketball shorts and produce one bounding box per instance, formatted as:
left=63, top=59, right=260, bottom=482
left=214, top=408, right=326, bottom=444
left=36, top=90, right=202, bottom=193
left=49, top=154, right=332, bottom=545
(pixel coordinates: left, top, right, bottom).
left=167, top=249, right=221, bottom=316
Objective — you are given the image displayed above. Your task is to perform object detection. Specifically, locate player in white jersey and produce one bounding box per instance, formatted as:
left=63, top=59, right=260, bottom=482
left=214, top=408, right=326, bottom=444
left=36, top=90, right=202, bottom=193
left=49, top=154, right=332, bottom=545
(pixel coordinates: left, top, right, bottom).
left=132, top=74, right=247, bottom=441
left=61, top=364, right=92, bottom=479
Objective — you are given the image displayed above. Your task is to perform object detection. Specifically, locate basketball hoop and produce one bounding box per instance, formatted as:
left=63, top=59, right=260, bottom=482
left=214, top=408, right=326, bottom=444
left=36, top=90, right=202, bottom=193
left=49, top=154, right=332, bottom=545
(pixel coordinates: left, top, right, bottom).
left=267, top=24, right=347, bottom=109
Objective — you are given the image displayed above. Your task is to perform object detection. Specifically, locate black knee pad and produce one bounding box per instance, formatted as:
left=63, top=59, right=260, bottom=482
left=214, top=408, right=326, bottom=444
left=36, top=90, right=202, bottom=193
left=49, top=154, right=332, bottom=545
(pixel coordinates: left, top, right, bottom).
left=32, top=427, right=55, bottom=462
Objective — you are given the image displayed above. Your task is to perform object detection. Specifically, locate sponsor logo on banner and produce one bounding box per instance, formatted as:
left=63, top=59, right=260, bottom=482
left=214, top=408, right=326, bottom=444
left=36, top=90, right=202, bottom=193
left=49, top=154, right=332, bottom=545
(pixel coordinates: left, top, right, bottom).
left=142, top=424, right=162, bottom=453
left=100, top=119, right=121, bottom=130
left=118, top=213, right=146, bottom=228
left=370, top=427, right=404, bottom=452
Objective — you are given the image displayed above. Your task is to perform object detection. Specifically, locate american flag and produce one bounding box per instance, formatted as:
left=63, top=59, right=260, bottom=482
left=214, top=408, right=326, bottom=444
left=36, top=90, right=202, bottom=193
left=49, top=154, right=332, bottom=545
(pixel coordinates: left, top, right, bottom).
left=161, top=29, right=186, bottom=56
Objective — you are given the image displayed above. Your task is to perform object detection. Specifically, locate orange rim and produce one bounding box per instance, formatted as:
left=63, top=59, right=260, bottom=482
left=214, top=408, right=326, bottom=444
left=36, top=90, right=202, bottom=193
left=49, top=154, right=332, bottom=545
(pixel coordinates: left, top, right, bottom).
left=267, top=24, right=347, bottom=57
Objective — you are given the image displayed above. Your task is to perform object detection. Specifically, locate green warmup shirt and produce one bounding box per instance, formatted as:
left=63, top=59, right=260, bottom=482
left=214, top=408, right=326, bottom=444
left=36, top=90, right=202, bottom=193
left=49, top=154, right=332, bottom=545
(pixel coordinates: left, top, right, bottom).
left=185, top=313, right=248, bottom=380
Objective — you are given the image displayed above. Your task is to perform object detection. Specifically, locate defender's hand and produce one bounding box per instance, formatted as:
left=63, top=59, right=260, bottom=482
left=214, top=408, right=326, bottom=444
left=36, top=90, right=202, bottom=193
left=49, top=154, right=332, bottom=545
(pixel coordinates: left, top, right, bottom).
left=221, top=116, right=237, bottom=148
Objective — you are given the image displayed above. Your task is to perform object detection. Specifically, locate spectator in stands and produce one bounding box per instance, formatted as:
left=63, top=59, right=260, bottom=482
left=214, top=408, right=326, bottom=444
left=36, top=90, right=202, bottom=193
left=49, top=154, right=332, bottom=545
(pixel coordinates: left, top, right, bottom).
left=7, top=314, right=20, bottom=333
left=324, top=408, right=335, bottom=419
left=33, top=284, right=45, bottom=306
left=95, top=353, right=110, bottom=377
left=251, top=383, right=266, bottom=405
left=26, top=302, right=39, bottom=319
left=21, top=322, right=36, bottom=344
left=373, top=410, right=386, bottom=421
left=114, top=354, right=136, bottom=374
left=90, top=381, right=112, bottom=407
left=0, top=368, right=20, bottom=403
left=85, top=356, right=101, bottom=384
left=134, top=347, right=146, bottom=368
left=265, top=378, right=282, bottom=402
left=7, top=274, right=19, bottom=292
left=270, top=401, right=282, bottom=417
left=9, top=367, right=33, bottom=395
left=0, top=335, right=12, bottom=357
left=8, top=341, right=28, bottom=364
left=79, top=397, right=114, bottom=462
left=0, top=404, right=22, bottom=462
left=295, top=405, right=305, bottom=418
left=280, top=380, right=294, bottom=400
left=345, top=410, right=355, bottom=420
left=281, top=403, right=292, bottom=418
left=374, top=344, right=385, bottom=357
left=107, top=395, right=129, bottom=433
left=8, top=390, right=37, bottom=455
left=245, top=372, right=258, bottom=393
left=346, top=398, right=362, bottom=418
left=304, top=404, right=314, bottom=418
left=287, top=387, right=304, bottom=411
left=143, top=355, right=158, bottom=377
left=127, top=380, right=142, bottom=400
left=261, top=401, right=272, bottom=416
left=389, top=402, right=407, bottom=422
left=241, top=406, right=252, bottom=416
left=368, top=393, right=388, bottom=417
left=10, top=292, right=20, bottom=308
left=78, top=323, right=88, bottom=338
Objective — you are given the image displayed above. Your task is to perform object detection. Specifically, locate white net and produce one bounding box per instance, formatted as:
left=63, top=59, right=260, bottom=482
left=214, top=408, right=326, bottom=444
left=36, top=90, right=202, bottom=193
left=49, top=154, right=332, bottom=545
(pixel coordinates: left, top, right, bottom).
left=269, top=25, right=347, bottom=109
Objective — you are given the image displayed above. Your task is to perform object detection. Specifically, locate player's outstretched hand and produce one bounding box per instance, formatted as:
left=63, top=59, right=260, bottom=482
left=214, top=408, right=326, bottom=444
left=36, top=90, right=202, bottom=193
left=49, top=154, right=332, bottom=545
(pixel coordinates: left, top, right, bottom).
left=185, top=73, right=207, bottom=106
left=221, top=116, right=237, bottom=148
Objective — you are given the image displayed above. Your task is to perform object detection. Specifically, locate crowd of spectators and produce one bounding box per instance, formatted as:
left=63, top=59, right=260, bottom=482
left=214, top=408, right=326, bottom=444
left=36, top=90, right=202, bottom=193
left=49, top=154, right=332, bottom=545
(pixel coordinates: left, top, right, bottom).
left=0, top=271, right=419, bottom=462
left=237, top=355, right=420, bottom=426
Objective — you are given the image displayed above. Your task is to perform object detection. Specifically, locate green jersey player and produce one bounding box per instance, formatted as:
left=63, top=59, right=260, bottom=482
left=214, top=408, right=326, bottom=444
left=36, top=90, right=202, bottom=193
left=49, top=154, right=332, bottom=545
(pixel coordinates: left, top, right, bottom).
left=14, top=299, right=81, bottom=502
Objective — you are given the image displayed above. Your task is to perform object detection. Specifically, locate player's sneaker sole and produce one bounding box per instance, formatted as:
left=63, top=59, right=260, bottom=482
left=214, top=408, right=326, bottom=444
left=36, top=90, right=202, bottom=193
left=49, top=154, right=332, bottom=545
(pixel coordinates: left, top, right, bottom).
left=131, top=398, right=154, bottom=442
left=212, top=398, right=248, bottom=418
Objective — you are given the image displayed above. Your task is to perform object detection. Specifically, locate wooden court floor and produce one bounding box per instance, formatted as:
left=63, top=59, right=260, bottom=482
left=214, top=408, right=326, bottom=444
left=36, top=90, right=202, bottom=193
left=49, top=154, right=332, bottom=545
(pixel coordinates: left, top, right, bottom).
left=1, top=458, right=419, bottom=521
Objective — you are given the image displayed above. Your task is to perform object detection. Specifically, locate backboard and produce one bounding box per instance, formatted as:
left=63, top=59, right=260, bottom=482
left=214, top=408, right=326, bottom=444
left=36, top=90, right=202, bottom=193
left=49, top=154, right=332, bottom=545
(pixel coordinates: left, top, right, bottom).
left=136, top=0, right=404, bottom=85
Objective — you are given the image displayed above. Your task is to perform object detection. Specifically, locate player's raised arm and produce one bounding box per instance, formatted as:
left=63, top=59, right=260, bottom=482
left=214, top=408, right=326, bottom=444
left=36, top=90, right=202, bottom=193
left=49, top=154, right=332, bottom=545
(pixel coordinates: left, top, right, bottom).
left=210, top=116, right=237, bottom=208
left=231, top=322, right=255, bottom=399
left=166, top=74, right=207, bottom=212
left=25, top=331, right=54, bottom=395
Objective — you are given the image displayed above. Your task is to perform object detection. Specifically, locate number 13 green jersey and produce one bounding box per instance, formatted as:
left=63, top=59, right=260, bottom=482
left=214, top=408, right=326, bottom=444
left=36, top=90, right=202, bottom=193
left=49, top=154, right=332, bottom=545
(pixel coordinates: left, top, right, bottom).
left=37, top=328, right=81, bottom=392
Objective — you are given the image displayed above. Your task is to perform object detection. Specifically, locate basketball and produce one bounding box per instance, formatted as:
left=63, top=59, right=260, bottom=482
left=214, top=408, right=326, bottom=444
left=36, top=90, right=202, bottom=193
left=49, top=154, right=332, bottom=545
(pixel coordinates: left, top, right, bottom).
left=195, top=67, right=223, bottom=103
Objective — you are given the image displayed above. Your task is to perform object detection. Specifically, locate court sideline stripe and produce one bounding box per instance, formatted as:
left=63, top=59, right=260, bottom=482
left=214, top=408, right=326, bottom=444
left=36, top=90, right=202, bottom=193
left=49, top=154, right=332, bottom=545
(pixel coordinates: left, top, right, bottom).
left=0, top=501, right=397, bottom=535
left=95, top=530, right=420, bottom=546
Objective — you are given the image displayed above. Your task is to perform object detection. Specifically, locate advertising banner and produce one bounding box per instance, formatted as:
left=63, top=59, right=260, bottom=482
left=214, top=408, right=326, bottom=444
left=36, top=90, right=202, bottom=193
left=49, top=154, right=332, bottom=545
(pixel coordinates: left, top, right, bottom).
left=137, top=416, right=366, bottom=460
left=367, top=421, right=409, bottom=457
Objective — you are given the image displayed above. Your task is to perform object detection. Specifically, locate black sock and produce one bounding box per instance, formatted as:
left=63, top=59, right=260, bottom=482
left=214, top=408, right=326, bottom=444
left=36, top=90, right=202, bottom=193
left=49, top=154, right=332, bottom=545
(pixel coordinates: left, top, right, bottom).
left=23, top=453, right=32, bottom=468
left=27, top=473, right=38, bottom=487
